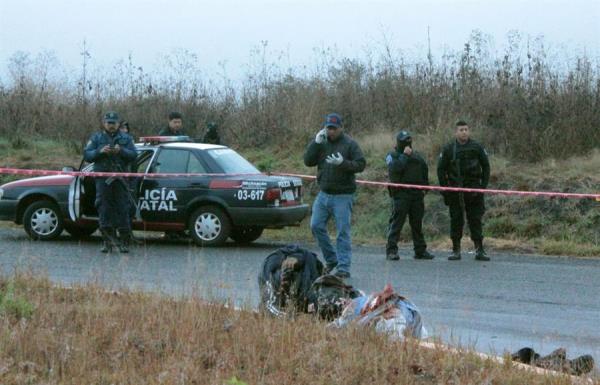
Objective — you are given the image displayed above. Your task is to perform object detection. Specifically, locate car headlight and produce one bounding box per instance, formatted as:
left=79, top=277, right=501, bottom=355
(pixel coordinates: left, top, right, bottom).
left=0, top=188, right=3, bottom=200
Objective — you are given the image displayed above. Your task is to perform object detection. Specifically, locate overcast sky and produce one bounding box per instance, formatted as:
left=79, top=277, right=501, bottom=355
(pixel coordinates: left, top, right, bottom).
left=1, top=0, right=599, bottom=80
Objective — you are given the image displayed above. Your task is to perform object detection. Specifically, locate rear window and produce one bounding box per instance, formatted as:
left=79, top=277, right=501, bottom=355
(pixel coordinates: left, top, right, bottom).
left=206, top=149, right=260, bottom=174
left=151, top=149, right=207, bottom=174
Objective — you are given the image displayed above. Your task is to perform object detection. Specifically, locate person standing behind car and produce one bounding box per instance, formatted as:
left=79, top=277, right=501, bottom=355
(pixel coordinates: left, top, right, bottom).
left=84, top=111, right=137, bottom=253
left=437, top=120, right=490, bottom=261
left=158, top=111, right=185, bottom=136
left=304, top=113, right=366, bottom=279
left=385, top=130, right=435, bottom=261
left=202, top=121, right=221, bottom=144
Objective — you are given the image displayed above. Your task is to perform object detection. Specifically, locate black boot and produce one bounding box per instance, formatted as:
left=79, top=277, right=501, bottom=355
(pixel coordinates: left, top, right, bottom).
left=414, top=250, right=435, bottom=259
left=474, top=239, right=490, bottom=261
left=118, top=230, right=131, bottom=253
left=324, top=262, right=337, bottom=275
left=448, top=239, right=461, bottom=260
left=100, top=228, right=114, bottom=253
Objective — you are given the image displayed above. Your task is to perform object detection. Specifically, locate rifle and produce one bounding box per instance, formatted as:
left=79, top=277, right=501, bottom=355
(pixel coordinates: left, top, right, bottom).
left=452, top=142, right=465, bottom=210
left=104, top=150, right=140, bottom=219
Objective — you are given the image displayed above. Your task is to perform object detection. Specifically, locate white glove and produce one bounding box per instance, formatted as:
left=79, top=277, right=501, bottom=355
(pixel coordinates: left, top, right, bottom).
left=315, top=128, right=327, bottom=144
left=325, top=152, right=344, bottom=166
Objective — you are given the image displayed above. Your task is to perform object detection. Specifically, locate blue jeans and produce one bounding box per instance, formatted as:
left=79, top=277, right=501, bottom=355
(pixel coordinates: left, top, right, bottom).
left=310, top=192, right=354, bottom=274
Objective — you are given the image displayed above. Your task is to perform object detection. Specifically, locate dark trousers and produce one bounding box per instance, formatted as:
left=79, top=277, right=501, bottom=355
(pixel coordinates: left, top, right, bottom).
left=127, top=178, right=138, bottom=230
left=447, top=192, right=485, bottom=242
left=386, top=193, right=427, bottom=255
left=95, top=178, right=130, bottom=230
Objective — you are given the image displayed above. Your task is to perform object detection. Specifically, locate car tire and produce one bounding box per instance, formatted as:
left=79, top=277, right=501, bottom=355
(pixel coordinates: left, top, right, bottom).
left=230, top=226, right=264, bottom=244
left=188, top=205, right=231, bottom=246
left=64, top=224, right=98, bottom=239
left=23, top=200, right=64, bottom=241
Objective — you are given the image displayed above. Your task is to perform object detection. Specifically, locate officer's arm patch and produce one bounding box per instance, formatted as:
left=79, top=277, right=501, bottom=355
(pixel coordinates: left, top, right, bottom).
left=385, top=154, right=393, bottom=165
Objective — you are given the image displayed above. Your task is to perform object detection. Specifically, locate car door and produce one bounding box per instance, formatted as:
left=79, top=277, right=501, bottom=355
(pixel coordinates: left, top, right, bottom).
left=139, top=147, right=209, bottom=224
left=68, top=149, right=155, bottom=222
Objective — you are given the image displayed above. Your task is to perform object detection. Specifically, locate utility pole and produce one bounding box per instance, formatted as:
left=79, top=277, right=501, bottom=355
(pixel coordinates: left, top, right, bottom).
left=427, top=26, right=433, bottom=76
left=80, top=39, right=91, bottom=107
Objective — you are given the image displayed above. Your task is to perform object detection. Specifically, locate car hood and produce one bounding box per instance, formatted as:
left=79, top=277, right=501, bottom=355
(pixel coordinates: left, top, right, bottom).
left=1, top=175, right=74, bottom=189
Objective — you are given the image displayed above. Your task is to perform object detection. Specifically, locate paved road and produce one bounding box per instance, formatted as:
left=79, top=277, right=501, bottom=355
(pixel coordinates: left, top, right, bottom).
left=1, top=227, right=598, bottom=372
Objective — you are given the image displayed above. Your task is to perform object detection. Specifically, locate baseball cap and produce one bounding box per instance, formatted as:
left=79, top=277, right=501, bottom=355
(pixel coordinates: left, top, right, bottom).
left=396, top=130, right=412, bottom=141
left=103, top=111, right=120, bottom=123
left=324, top=113, right=342, bottom=129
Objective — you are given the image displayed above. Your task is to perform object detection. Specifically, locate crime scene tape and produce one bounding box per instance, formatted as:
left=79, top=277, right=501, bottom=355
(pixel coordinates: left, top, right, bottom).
left=1, top=167, right=599, bottom=201
left=274, top=172, right=600, bottom=200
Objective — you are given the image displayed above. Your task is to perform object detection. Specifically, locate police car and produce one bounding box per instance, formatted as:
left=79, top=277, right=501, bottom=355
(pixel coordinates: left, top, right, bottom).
left=0, top=136, right=308, bottom=246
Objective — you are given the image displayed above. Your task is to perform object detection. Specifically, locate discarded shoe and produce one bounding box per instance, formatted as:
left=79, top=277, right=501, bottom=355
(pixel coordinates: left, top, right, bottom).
left=536, top=348, right=567, bottom=371
left=569, top=355, right=595, bottom=376
left=511, top=347, right=595, bottom=376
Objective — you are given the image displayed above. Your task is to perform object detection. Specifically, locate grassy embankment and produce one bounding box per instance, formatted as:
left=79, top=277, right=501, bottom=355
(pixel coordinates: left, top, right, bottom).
left=0, top=274, right=592, bottom=384
left=1, top=136, right=599, bottom=257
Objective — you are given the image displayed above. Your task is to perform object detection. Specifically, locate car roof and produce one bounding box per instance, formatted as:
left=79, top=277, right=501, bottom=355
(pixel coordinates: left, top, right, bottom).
left=135, top=142, right=227, bottom=151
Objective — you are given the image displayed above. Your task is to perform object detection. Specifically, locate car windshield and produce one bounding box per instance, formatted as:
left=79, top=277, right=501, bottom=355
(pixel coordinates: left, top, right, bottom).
left=207, top=148, right=260, bottom=174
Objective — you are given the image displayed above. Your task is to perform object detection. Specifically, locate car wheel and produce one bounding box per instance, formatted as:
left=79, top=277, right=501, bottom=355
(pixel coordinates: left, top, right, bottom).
left=230, top=226, right=264, bottom=244
left=188, top=205, right=231, bottom=246
left=64, top=224, right=98, bottom=239
left=23, top=200, right=64, bottom=240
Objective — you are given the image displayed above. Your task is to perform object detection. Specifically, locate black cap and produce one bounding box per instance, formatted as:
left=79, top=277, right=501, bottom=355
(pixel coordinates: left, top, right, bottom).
left=103, top=111, right=119, bottom=123
left=396, top=130, right=411, bottom=142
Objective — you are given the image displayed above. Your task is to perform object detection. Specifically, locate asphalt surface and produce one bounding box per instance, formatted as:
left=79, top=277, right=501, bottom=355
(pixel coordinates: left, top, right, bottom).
left=1, top=227, right=599, bottom=373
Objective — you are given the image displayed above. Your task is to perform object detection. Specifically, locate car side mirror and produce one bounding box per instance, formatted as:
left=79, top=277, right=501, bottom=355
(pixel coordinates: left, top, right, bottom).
left=62, top=166, right=75, bottom=172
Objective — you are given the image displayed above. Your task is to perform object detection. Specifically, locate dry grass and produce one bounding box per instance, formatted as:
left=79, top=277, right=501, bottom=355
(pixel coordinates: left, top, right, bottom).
left=0, top=274, right=592, bottom=385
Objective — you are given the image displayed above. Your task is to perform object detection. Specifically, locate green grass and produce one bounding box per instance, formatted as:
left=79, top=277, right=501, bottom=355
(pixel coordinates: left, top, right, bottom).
left=0, top=280, right=35, bottom=320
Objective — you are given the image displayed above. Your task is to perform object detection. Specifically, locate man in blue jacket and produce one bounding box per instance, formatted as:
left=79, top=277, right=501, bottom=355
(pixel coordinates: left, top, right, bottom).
left=84, top=111, right=137, bottom=253
left=304, top=113, right=366, bottom=279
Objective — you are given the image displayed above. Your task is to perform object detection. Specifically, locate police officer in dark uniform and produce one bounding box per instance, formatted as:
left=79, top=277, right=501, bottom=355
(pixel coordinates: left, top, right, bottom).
left=158, top=111, right=185, bottom=136
left=84, top=112, right=137, bottom=253
left=119, top=120, right=138, bottom=232
left=437, top=120, right=490, bottom=261
left=202, top=121, right=221, bottom=144
left=385, top=131, right=435, bottom=260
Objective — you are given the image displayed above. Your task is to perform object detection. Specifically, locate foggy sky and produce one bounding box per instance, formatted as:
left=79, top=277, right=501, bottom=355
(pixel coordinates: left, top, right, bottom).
left=1, top=0, right=598, bottom=80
